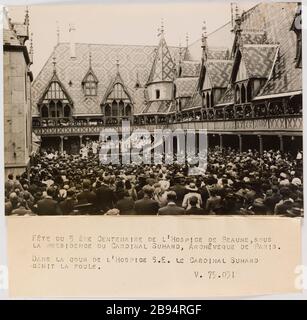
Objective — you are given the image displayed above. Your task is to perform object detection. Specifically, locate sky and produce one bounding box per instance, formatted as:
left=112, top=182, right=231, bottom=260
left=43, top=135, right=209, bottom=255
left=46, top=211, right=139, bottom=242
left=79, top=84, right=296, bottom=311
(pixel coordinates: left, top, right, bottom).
left=6, top=1, right=257, bottom=77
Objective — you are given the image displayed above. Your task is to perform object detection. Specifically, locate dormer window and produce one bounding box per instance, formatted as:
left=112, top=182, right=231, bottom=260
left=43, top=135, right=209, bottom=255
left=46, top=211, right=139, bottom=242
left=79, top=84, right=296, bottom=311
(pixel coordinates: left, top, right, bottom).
left=82, top=72, right=98, bottom=96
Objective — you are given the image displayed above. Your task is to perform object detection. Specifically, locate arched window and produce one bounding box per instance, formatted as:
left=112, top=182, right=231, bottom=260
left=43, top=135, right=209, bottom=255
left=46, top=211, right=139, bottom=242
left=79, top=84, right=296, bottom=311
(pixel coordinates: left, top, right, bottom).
left=112, top=100, right=118, bottom=117
left=64, top=105, right=71, bottom=118
left=41, top=105, right=48, bottom=118
left=125, top=104, right=132, bottom=117
left=235, top=85, right=240, bottom=104
left=104, top=104, right=111, bottom=117
left=241, top=84, right=246, bottom=104
left=83, top=72, right=98, bottom=96
left=118, top=100, right=124, bottom=116
left=247, top=81, right=252, bottom=102
left=206, top=93, right=210, bottom=108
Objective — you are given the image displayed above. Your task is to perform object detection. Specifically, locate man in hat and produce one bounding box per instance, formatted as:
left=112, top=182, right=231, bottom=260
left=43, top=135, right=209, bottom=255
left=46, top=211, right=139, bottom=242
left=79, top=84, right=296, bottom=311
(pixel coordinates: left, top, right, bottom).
left=59, top=189, right=77, bottom=215
left=182, top=182, right=202, bottom=210
left=170, top=174, right=187, bottom=207
left=36, top=187, right=60, bottom=215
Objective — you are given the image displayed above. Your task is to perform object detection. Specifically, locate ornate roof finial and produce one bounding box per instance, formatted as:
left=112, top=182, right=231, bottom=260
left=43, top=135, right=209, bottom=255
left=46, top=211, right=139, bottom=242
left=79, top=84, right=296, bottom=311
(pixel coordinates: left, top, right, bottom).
left=161, top=18, right=164, bottom=34
left=88, top=45, right=92, bottom=67
left=116, top=59, right=120, bottom=73
left=179, top=41, right=182, bottom=63
left=185, top=33, right=189, bottom=48
left=52, top=54, right=57, bottom=74
left=29, top=32, right=34, bottom=64
left=56, top=21, right=60, bottom=44
left=135, top=70, right=141, bottom=88
left=202, top=20, right=207, bottom=44
left=235, top=3, right=239, bottom=19
left=25, top=6, right=29, bottom=26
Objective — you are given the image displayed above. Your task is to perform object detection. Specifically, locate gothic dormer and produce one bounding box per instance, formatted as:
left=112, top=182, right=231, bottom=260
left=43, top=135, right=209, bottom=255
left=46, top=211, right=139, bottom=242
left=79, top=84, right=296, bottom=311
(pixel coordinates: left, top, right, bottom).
left=38, top=56, right=73, bottom=120
left=81, top=48, right=98, bottom=96
left=101, top=61, right=133, bottom=125
left=146, top=20, right=175, bottom=102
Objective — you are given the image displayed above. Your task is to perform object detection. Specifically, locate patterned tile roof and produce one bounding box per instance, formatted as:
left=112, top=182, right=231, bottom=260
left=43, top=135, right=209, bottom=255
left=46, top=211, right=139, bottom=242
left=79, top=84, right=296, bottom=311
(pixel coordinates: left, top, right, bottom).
left=183, top=90, right=202, bottom=111
left=217, top=86, right=234, bottom=106
left=142, top=100, right=172, bottom=114
left=32, top=42, right=181, bottom=116
left=240, top=2, right=302, bottom=97
left=175, top=77, right=198, bottom=98
left=241, top=44, right=278, bottom=79
left=180, top=60, right=201, bottom=77
left=206, top=60, right=233, bottom=88
left=207, top=48, right=230, bottom=60
left=218, top=2, right=301, bottom=104
left=147, top=35, right=176, bottom=84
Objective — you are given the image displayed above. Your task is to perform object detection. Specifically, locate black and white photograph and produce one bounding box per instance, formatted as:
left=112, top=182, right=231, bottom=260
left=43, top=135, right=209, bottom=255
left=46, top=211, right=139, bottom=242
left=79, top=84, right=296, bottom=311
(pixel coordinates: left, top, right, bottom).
left=3, top=1, right=303, bottom=217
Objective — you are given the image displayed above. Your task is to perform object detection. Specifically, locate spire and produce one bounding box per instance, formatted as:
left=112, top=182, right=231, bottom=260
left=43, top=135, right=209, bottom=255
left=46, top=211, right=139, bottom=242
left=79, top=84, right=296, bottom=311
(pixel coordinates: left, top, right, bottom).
left=185, top=32, right=189, bottom=48
left=116, top=59, right=120, bottom=74
left=24, top=6, right=29, bottom=27
left=201, top=20, right=208, bottom=61
left=56, top=21, right=60, bottom=44
left=88, top=45, right=92, bottom=67
left=157, top=18, right=165, bottom=37
left=52, top=54, right=57, bottom=74
left=147, top=24, right=175, bottom=84
left=29, top=32, right=33, bottom=64
left=234, top=4, right=242, bottom=37
left=179, top=41, right=182, bottom=64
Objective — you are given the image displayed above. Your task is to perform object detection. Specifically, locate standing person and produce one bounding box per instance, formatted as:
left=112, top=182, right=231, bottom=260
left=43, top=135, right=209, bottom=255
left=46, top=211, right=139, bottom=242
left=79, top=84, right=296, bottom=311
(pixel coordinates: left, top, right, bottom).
left=185, top=196, right=206, bottom=215
left=58, top=189, right=77, bottom=215
left=80, top=144, right=88, bottom=160
left=36, top=187, right=60, bottom=215
left=95, top=177, right=115, bottom=212
left=115, top=191, right=135, bottom=215
left=134, top=186, right=159, bottom=215
left=5, top=174, right=15, bottom=195
left=158, top=191, right=185, bottom=215
left=182, top=182, right=202, bottom=210
left=76, top=180, right=97, bottom=205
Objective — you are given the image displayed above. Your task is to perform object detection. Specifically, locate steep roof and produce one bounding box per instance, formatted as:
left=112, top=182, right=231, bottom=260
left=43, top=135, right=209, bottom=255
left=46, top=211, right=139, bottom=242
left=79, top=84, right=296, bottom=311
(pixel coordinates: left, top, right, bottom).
left=147, top=34, right=176, bottom=84
left=175, top=77, right=198, bottom=98
left=32, top=42, right=181, bottom=116
left=180, top=60, right=201, bottom=77
left=240, top=2, right=301, bottom=97
left=218, top=2, right=301, bottom=104
left=206, top=60, right=233, bottom=88
left=141, top=100, right=173, bottom=115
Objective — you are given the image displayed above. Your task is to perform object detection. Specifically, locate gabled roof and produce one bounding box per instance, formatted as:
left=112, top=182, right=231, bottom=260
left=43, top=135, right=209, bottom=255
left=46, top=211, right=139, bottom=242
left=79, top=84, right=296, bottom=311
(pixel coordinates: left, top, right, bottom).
left=38, top=71, right=73, bottom=106
left=179, top=60, right=201, bottom=77
left=231, top=44, right=278, bottom=81
left=206, top=60, right=233, bottom=88
left=32, top=43, right=181, bottom=116
left=175, top=77, right=198, bottom=98
left=239, top=2, right=301, bottom=97
left=147, top=35, right=175, bottom=84
left=81, top=67, right=98, bottom=84
left=101, top=70, right=133, bottom=105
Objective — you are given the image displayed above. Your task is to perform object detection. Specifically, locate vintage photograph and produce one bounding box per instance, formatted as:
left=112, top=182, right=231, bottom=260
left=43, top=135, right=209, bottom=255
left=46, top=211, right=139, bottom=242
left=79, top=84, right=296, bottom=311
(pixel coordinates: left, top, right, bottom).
left=3, top=1, right=303, bottom=217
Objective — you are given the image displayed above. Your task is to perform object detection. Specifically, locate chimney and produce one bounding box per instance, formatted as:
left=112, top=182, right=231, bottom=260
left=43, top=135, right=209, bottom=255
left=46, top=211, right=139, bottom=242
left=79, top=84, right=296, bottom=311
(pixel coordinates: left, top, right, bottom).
left=69, top=23, right=76, bottom=58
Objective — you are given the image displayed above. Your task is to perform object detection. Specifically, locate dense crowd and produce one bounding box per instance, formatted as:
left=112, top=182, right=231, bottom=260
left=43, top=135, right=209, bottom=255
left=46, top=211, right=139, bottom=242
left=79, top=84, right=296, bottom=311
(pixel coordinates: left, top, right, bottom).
left=5, top=145, right=303, bottom=217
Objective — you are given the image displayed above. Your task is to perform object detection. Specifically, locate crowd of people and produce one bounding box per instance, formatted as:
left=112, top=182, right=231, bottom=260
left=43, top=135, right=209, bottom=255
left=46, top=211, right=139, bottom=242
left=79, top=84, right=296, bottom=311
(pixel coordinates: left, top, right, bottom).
left=5, top=145, right=304, bottom=217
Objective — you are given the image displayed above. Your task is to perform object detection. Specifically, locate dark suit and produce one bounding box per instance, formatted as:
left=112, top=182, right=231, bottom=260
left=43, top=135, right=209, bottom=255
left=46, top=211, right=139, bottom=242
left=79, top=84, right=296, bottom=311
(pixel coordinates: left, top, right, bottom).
left=59, top=198, right=77, bottom=215
left=170, top=184, right=187, bottom=206
left=77, top=190, right=97, bottom=205
left=185, top=206, right=206, bottom=215
left=158, top=203, right=185, bottom=215
left=134, top=197, right=159, bottom=215
left=116, top=197, right=135, bottom=215
left=95, top=185, right=114, bottom=211
left=36, top=197, right=60, bottom=215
